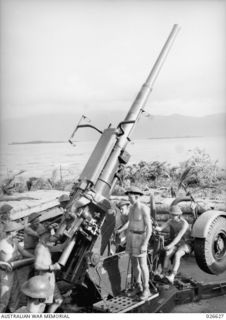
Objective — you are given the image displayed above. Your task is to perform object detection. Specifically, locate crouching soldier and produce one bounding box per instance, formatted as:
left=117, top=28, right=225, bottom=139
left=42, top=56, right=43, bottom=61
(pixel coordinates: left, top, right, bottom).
left=15, top=275, right=52, bottom=313
left=34, top=231, right=65, bottom=313
left=0, top=222, right=34, bottom=312
left=156, top=204, right=192, bottom=284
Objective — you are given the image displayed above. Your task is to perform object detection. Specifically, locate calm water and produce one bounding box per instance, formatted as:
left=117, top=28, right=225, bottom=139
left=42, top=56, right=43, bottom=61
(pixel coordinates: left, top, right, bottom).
left=0, top=136, right=225, bottom=182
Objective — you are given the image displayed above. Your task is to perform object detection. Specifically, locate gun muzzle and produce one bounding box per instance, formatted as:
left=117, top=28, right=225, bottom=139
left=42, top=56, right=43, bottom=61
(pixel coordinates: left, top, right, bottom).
left=58, top=238, right=76, bottom=266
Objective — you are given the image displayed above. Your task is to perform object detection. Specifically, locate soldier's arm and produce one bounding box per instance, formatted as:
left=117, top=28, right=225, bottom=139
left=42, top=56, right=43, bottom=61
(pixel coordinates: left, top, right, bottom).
left=142, top=206, right=152, bottom=248
left=117, top=221, right=129, bottom=234
left=34, top=244, right=61, bottom=271
left=35, top=262, right=51, bottom=271
left=167, top=219, right=189, bottom=249
left=155, top=221, right=169, bottom=232
left=17, top=242, right=34, bottom=258
left=34, top=244, right=50, bottom=271
left=127, top=207, right=133, bottom=234
left=24, top=225, right=39, bottom=238
left=35, top=259, right=61, bottom=271
left=0, top=249, right=8, bottom=262
left=50, top=239, right=70, bottom=253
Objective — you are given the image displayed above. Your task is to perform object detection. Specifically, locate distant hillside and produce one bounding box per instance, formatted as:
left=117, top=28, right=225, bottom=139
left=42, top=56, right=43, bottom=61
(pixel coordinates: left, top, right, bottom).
left=133, top=113, right=226, bottom=139
left=2, top=112, right=226, bottom=144
left=10, top=140, right=65, bottom=145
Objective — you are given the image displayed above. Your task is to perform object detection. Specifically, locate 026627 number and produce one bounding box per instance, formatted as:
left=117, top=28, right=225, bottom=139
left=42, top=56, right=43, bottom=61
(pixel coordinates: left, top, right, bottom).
left=206, top=314, right=224, bottom=319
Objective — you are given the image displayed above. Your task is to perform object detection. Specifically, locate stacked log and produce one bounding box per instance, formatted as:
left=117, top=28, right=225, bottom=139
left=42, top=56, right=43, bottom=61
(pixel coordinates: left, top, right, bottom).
left=0, top=190, right=69, bottom=229
left=111, top=194, right=226, bottom=225
left=1, top=189, right=225, bottom=228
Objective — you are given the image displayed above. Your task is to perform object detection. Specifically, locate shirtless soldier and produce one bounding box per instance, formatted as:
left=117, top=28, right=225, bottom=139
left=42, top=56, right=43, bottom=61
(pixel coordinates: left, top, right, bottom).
left=156, top=204, right=192, bottom=284
left=124, top=186, right=152, bottom=301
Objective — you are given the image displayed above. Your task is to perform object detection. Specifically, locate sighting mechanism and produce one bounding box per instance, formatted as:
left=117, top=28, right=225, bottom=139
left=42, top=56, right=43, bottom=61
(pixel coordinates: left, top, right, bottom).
left=68, top=115, right=103, bottom=147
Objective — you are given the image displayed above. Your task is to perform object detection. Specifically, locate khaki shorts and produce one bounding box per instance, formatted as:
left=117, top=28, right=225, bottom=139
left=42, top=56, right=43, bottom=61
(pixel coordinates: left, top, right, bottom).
left=46, top=283, right=62, bottom=304
left=174, top=240, right=193, bottom=255
left=126, top=231, right=147, bottom=257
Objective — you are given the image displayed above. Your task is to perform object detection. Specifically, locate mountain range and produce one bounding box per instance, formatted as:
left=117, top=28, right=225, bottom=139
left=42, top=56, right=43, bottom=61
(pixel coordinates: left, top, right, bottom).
left=2, top=112, right=226, bottom=144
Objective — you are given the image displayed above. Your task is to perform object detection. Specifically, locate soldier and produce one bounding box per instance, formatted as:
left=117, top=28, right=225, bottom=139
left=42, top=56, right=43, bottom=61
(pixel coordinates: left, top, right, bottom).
left=24, top=212, right=46, bottom=254
left=58, top=194, right=70, bottom=210
left=55, top=194, right=73, bottom=239
left=34, top=231, right=65, bottom=313
left=124, top=186, right=153, bottom=301
left=155, top=204, right=192, bottom=284
left=0, top=221, right=34, bottom=312
left=0, top=204, right=13, bottom=240
left=21, top=212, right=46, bottom=307
left=115, top=200, right=130, bottom=251
left=15, top=275, right=52, bottom=313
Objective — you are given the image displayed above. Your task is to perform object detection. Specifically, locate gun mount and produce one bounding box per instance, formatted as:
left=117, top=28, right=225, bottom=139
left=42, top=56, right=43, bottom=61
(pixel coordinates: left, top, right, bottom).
left=54, top=25, right=180, bottom=292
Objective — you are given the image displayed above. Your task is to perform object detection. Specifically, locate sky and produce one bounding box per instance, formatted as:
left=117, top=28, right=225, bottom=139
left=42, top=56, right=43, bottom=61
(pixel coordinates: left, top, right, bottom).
left=0, top=0, right=226, bottom=142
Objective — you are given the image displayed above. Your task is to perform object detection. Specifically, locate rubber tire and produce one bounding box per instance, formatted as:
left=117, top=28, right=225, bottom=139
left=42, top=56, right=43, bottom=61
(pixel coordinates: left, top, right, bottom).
left=194, top=216, right=226, bottom=275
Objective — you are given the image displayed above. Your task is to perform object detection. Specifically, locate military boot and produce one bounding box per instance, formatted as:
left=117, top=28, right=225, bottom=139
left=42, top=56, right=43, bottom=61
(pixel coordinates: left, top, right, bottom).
left=165, top=272, right=176, bottom=284
left=127, top=282, right=143, bottom=297
left=139, top=287, right=151, bottom=301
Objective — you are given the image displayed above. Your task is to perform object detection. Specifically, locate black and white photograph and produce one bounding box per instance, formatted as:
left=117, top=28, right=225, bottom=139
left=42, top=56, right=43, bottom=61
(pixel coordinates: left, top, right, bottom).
left=0, top=0, right=226, bottom=316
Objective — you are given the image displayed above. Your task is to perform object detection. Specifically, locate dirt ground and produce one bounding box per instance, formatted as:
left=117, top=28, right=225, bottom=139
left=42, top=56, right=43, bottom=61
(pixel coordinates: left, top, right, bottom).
left=171, top=295, right=226, bottom=313
left=172, top=295, right=226, bottom=313
left=170, top=256, right=226, bottom=313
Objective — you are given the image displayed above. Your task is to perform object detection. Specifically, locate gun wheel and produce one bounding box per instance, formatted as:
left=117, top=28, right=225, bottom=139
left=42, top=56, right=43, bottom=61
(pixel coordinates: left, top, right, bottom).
left=194, top=216, right=226, bottom=275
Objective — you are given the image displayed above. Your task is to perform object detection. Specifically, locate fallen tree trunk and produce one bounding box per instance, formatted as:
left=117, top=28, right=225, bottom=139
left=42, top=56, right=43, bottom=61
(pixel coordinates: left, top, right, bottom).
left=111, top=195, right=226, bottom=213
left=153, top=197, right=225, bottom=214
left=111, top=195, right=226, bottom=224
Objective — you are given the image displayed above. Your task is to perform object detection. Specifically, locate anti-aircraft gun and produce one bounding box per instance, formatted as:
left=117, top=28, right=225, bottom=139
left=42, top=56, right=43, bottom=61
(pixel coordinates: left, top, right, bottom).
left=54, top=24, right=226, bottom=310
left=54, top=25, right=181, bottom=302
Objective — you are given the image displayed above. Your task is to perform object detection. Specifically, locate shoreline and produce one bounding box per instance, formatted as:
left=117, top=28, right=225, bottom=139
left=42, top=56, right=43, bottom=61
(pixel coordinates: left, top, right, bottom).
left=9, top=134, right=224, bottom=145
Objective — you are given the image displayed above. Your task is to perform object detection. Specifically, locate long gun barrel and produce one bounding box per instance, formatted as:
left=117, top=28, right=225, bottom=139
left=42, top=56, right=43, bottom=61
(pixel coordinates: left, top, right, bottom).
left=95, top=24, right=180, bottom=196
left=123, top=24, right=180, bottom=138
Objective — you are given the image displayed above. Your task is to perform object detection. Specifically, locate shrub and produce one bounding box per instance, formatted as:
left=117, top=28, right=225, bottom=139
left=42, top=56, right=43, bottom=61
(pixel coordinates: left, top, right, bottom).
left=115, top=148, right=226, bottom=198
left=179, top=148, right=222, bottom=188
